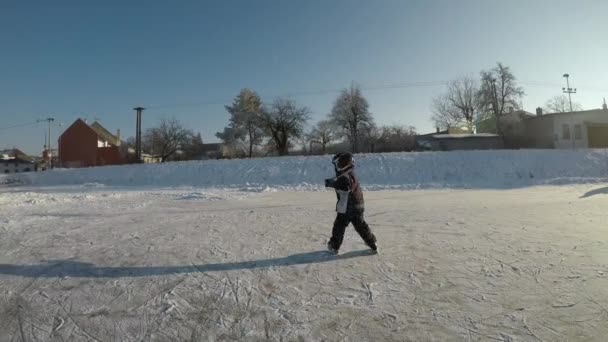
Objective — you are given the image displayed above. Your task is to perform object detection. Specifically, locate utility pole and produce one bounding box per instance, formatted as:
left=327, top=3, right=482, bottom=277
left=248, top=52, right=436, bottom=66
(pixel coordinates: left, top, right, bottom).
left=562, top=74, right=577, bottom=149
left=133, top=107, right=145, bottom=163
left=37, top=117, right=55, bottom=169
left=562, top=74, right=577, bottom=113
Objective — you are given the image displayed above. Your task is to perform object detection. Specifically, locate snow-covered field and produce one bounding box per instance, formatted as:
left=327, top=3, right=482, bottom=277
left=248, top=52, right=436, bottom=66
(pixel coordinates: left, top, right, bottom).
left=1, top=151, right=608, bottom=341
left=1, top=184, right=608, bottom=341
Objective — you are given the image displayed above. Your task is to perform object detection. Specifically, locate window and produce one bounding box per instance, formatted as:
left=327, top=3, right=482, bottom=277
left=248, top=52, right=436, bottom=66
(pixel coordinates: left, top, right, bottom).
left=4, top=170, right=9, bottom=174
left=574, top=124, right=582, bottom=140
left=24, top=168, right=31, bottom=172
left=562, top=124, right=570, bottom=140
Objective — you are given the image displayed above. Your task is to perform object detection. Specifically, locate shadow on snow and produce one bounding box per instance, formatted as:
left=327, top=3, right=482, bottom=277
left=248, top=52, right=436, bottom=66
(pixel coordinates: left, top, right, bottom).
left=580, top=186, right=608, bottom=198
left=0, top=250, right=375, bottom=279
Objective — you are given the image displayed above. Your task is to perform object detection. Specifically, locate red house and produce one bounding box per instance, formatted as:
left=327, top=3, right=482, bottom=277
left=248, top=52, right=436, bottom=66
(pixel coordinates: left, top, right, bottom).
left=59, top=119, right=125, bottom=168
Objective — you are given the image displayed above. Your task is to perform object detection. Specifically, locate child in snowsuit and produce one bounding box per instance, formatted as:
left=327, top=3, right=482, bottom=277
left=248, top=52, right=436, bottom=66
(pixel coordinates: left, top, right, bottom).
left=324, top=152, right=377, bottom=254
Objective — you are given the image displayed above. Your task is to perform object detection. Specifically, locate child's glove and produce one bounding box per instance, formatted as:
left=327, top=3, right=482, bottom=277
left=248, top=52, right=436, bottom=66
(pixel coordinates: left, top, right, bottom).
left=325, top=178, right=336, bottom=188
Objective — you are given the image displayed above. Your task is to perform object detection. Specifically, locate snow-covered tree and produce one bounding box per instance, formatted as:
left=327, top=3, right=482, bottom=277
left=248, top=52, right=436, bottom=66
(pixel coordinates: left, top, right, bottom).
left=329, top=84, right=375, bottom=153
left=217, top=88, right=265, bottom=158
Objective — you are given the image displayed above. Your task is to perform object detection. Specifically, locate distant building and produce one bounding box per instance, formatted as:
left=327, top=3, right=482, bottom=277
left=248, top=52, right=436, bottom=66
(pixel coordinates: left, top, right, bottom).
left=142, top=153, right=162, bottom=164
left=182, top=143, right=226, bottom=160
left=523, top=105, right=608, bottom=149
left=200, top=143, right=224, bottom=159
left=59, top=119, right=125, bottom=168
left=477, top=110, right=535, bottom=149
left=0, top=148, right=31, bottom=161
left=90, top=121, right=121, bottom=147
left=415, top=133, right=504, bottom=151
left=1, top=155, right=35, bottom=173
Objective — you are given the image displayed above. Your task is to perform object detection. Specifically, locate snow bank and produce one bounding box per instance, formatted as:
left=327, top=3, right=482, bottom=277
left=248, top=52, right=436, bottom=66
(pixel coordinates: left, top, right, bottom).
left=2, top=150, right=608, bottom=190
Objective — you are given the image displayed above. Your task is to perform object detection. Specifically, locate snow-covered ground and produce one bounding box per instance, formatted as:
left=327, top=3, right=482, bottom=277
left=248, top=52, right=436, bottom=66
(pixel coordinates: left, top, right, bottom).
left=1, top=150, right=608, bottom=340
left=1, top=184, right=607, bottom=341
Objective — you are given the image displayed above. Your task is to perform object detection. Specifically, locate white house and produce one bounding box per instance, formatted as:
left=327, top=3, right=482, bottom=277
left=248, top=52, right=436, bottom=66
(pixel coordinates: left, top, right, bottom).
left=552, top=109, right=608, bottom=149
left=1, top=155, right=35, bottom=174
left=524, top=103, right=608, bottom=149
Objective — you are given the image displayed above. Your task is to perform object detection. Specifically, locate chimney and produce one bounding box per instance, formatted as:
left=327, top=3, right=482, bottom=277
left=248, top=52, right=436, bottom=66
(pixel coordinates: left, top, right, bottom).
left=603, top=98, right=607, bottom=111
left=536, top=107, right=543, bottom=116
left=116, top=129, right=121, bottom=146
left=436, top=126, right=440, bottom=133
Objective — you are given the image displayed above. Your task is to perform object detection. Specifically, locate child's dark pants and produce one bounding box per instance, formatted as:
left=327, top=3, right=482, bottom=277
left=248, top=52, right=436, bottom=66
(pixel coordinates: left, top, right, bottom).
left=328, top=210, right=376, bottom=250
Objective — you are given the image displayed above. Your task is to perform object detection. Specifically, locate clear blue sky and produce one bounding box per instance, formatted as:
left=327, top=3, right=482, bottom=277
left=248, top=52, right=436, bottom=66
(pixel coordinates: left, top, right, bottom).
left=1, top=0, right=607, bottom=155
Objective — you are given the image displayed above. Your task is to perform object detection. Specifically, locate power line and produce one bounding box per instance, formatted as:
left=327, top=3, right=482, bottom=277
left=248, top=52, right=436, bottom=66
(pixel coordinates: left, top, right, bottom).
left=145, top=81, right=448, bottom=111
left=0, top=79, right=604, bottom=128
left=144, top=79, right=605, bottom=111
left=521, top=81, right=608, bottom=92
left=0, top=121, right=40, bottom=131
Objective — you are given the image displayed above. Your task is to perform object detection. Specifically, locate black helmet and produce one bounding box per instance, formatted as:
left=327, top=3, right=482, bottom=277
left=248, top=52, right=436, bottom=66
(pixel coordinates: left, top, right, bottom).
left=332, top=152, right=354, bottom=173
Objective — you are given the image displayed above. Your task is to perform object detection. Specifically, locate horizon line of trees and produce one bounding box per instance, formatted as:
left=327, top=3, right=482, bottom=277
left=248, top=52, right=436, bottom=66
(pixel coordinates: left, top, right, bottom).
left=214, top=84, right=417, bottom=158
left=120, top=84, right=418, bottom=162
left=122, top=62, right=587, bottom=162
left=431, top=62, right=584, bottom=134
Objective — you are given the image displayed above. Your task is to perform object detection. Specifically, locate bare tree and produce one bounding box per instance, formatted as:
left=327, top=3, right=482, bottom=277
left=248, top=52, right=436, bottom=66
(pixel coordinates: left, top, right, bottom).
left=431, top=77, right=481, bottom=132
left=183, top=132, right=205, bottom=160
left=358, top=123, right=382, bottom=153
left=377, top=125, right=417, bottom=152
left=294, top=134, right=311, bottom=155
left=263, top=98, right=310, bottom=156
left=308, top=120, right=335, bottom=154
left=544, top=95, right=583, bottom=113
left=478, top=63, right=525, bottom=135
left=217, top=89, right=265, bottom=158
left=329, top=84, right=375, bottom=153
left=144, top=118, right=194, bottom=162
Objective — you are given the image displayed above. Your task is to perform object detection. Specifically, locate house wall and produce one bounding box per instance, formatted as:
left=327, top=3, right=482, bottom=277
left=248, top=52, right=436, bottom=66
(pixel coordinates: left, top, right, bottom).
left=477, top=111, right=533, bottom=149
left=552, top=110, right=608, bottom=149
left=59, top=120, right=98, bottom=167
left=97, top=146, right=125, bottom=166
left=523, top=116, right=555, bottom=149
left=435, top=137, right=504, bottom=151
left=587, top=124, right=608, bottom=148
left=1, top=161, right=34, bottom=173
left=501, top=114, right=528, bottom=149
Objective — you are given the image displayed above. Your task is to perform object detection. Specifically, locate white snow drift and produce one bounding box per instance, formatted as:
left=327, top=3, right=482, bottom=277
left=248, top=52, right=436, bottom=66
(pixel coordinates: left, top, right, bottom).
left=2, top=150, right=608, bottom=190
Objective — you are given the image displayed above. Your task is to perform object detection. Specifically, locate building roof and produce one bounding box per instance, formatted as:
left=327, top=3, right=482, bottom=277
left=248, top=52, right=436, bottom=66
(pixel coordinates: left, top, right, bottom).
left=1, top=156, right=34, bottom=164
left=90, top=121, right=119, bottom=145
left=0, top=148, right=25, bottom=155
left=525, top=108, right=608, bottom=121
left=0, top=148, right=32, bottom=161
left=512, top=110, right=535, bottom=117
left=60, top=119, right=120, bottom=146
left=432, top=133, right=500, bottom=139
left=60, top=119, right=99, bottom=139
